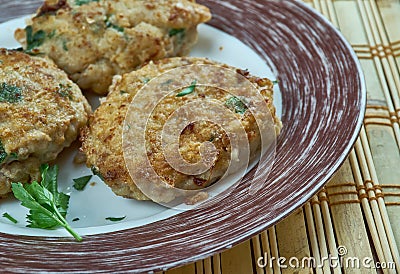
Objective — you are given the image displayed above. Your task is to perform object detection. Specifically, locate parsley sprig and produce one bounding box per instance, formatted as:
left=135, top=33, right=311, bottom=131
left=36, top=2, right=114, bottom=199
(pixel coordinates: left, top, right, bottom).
left=11, top=164, right=82, bottom=242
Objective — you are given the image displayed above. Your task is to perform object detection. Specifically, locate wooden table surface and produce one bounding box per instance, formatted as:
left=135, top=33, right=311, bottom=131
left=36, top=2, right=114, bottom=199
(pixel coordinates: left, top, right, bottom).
left=1, top=1, right=399, bottom=274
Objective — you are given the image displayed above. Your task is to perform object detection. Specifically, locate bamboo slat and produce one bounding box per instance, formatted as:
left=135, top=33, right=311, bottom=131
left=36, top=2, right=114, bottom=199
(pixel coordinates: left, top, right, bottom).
left=220, top=241, right=254, bottom=274
left=275, top=208, right=312, bottom=274
left=167, top=263, right=196, bottom=274
left=326, top=159, right=376, bottom=274
left=310, top=195, right=332, bottom=274
left=259, top=229, right=274, bottom=274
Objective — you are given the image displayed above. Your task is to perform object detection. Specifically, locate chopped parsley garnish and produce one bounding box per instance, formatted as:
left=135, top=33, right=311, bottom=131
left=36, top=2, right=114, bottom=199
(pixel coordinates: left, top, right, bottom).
left=106, top=216, right=126, bottom=222
left=9, top=153, right=18, bottom=161
left=105, top=15, right=124, bottom=32
left=25, top=26, right=46, bottom=51
left=272, top=80, right=279, bottom=85
left=0, top=82, right=23, bottom=103
left=0, top=141, right=7, bottom=164
left=11, top=164, right=82, bottom=242
left=75, top=0, right=99, bottom=5
left=57, top=84, right=72, bottom=99
left=169, top=28, right=185, bottom=37
left=2, top=213, right=18, bottom=224
left=73, top=175, right=92, bottom=191
left=176, top=80, right=197, bottom=97
left=62, top=40, right=68, bottom=51
left=48, top=30, right=56, bottom=39
left=225, top=96, right=248, bottom=114
left=107, top=22, right=124, bottom=32
left=208, top=134, right=216, bottom=142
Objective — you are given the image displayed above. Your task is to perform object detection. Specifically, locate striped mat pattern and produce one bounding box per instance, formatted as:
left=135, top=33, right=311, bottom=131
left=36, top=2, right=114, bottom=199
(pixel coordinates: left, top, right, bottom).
left=165, top=1, right=400, bottom=273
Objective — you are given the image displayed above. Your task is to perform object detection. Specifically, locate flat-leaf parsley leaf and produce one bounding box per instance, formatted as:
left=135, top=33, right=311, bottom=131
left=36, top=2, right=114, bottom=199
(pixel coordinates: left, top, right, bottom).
left=11, top=164, right=82, bottom=241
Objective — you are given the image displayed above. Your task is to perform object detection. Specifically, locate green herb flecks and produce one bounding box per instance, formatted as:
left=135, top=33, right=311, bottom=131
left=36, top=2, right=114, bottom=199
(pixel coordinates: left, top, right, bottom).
left=2, top=212, right=18, bottom=224
left=0, top=141, right=7, bottom=164
left=106, top=216, right=126, bottom=222
left=73, top=175, right=92, bottom=191
left=9, top=153, right=18, bottom=161
left=107, top=23, right=124, bottom=32
left=169, top=28, right=185, bottom=37
left=176, top=80, right=197, bottom=97
left=208, top=134, right=216, bottom=142
left=0, top=82, right=23, bottom=103
left=48, top=30, right=56, bottom=39
left=105, top=15, right=124, bottom=32
left=57, top=84, right=73, bottom=99
left=25, top=26, right=46, bottom=51
left=272, top=80, right=279, bottom=85
left=11, top=164, right=82, bottom=242
left=225, top=96, right=248, bottom=114
left=169, top=28, right=186, bottom=44
left=62, top=40, right=68, bottom=51
left=75, top=0, right=99, bottom=6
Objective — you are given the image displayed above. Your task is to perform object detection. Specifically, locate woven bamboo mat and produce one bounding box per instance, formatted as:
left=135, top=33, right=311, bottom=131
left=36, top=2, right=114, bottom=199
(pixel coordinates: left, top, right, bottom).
left=165, top=1, right=400, bottom=273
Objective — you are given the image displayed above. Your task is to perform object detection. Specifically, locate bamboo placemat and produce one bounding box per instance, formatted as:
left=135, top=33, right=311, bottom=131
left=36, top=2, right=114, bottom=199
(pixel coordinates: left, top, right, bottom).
left=166, top=1, right=400, bottom=273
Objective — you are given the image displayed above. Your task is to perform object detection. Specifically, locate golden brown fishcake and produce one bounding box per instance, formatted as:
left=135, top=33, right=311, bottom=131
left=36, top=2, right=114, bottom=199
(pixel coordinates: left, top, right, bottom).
left=81, top=57, right=282, bottom=201
left=14, top=0, right=211, bottom=95
left=0, top=48, right=91, bottom=196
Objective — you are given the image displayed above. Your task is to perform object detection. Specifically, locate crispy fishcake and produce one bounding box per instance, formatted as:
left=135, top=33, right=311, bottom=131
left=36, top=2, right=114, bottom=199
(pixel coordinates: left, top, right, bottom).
left=15, top=0, right=211, bottom=95
left=0, top=49, right=91, bottom=196
left=81, top=57, right=282, bottom=201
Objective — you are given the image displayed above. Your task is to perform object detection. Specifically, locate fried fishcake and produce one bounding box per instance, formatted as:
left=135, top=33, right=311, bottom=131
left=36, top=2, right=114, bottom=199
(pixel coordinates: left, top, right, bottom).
left=15, top=0, right=211, bottom=94
left=81, top=57, right=282, bottom=201
left=0, top=49, right=91, bottom=196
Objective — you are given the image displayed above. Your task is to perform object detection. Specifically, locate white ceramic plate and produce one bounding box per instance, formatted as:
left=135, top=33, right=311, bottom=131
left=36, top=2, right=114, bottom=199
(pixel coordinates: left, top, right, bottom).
left=0, top=16, right=282, bottom=237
